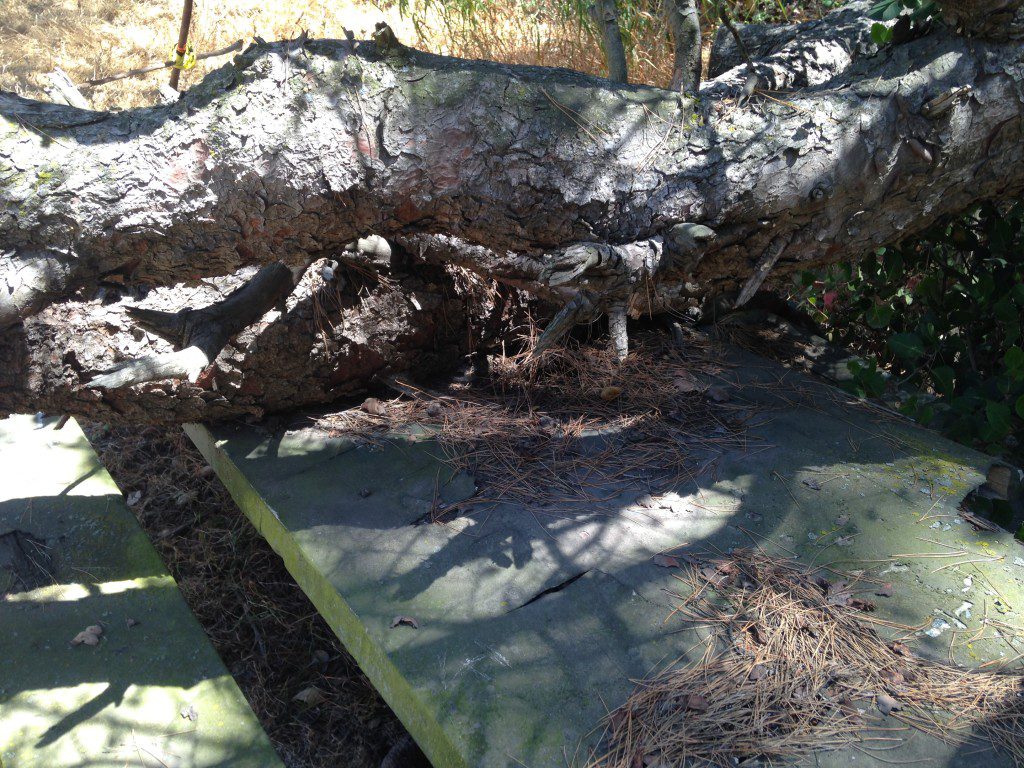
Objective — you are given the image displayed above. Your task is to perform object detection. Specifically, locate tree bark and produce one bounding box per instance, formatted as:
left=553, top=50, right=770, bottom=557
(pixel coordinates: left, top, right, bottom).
left=665, top=0, right=702, bottom=93
left=2, top=1, right=1024, bottom=422
left=589, top=0, right=630, bottom=83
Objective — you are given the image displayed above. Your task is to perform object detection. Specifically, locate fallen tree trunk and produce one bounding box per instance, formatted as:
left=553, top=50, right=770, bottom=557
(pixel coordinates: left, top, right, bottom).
left=2, top=1, right=1023, bottom=422
left=0, top=255, right=471, bottom=422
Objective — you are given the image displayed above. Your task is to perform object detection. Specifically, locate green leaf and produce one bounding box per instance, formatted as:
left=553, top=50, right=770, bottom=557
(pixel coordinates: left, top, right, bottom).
left=931, top=365, right=956, bottom=397
left=1017, top=393, right=1024, bottom=419
left=866, top=303, right=894, bottom=329
left=868, top=0, right=898, bottom=19
left=888, top=332, right=925, bottom=361
left=870, top=22, right=893, bottom=44
left=994, top=295, right=1018, bottom=323
left=986, top=400, right=1012, bottom=438
left=1005, top=346, right=1024, bottom=378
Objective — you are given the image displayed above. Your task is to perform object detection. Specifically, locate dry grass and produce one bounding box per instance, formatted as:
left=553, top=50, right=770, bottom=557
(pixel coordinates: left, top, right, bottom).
left=0, top=0, right=831, bottom=112
left=83, top=423, right=405, bottom=768
left=0, top=0, right=678, bottom=109
left=320, top=331, right=753, bottom=515
left=590, top=549, right=1024, bottom=767
left=0, top=0, right=417, bottom=110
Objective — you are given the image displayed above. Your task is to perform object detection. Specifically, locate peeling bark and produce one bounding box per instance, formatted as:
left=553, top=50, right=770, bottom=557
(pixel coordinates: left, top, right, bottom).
left=2, top=1, right=1024, bottom=422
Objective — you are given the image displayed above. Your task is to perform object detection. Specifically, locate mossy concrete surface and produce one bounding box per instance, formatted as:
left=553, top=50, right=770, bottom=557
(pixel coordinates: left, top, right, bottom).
left=187, top=348, right=1024, bottom=768
left=0, top=414, right=282, bottom=768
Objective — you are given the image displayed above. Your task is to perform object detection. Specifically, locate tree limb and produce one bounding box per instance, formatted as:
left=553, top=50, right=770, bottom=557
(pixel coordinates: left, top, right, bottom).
left=87, top=262, right=296, bottom=388
left=665, top=0, right=702, bottom=93
left=589, top=0, right=629, bottom=83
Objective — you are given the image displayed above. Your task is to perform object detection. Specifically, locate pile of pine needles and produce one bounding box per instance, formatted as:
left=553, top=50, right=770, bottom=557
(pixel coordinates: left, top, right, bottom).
left=321, top=332, right=754, bottom=515
left=591, top=549, right=1024, bottom=767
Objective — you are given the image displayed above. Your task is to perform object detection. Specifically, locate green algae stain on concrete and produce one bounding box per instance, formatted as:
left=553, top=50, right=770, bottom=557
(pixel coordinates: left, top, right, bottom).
left=0, top=415, right=282, bottom=768
left=186, top=347, right=1024, bottom=768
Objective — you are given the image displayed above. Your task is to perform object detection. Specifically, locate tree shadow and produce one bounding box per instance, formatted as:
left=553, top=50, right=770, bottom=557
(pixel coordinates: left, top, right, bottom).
left=190, top=342, right=1023, bottom=767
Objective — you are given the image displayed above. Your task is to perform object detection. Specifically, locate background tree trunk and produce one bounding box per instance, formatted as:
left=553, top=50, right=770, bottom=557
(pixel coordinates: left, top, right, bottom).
left=2, top=2, right=1024, bottom=422
left=665, top=0, right=702, bottom=93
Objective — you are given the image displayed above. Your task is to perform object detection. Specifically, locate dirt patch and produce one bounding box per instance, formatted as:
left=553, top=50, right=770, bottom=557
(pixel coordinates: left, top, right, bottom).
left=83, top=423, right=404, bottom=768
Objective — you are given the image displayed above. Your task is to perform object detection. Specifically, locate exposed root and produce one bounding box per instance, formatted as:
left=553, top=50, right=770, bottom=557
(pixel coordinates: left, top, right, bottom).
left=735, top=233, right=792, bottom=308
left=530, top=290, right=599, bottom=360
left=608, top=302, right=629, bottom=361
left=87, top=346, right=211, bottom=389
left=88, top=262, right=296, bottom=389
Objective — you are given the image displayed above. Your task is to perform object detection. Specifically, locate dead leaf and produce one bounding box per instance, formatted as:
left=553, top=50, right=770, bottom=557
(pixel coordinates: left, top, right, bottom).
left=70, top=624, right=103, bottom=646
left=685, top=693, right=709, bottom=711
left=889, top=641, right=911, bottom=656
left=313, top=649, right=330, bottom=665
left=835, top=514, right=849, bottom=526
left=126, top=490, right=142, bottom=506
left=292, top=686, right=326, bottom=706
left=835, top=535, right=854, bottom=547
left=706, top=385, right=730, bottom=403
left=699, top=565, right=728, bottom=586
left=876, top=693, right=902, bottom=715
left=673, top=374, right=702, bottom=394
left=125, top=617, right=139, bottom=628
left=179, top=703, right=199, bottom=721
left=360, top=397, right=387, bottom=416
left=849, top=597, right=876, bottom=612
left=881, top=668, right=905, bottom=686
left=652, top=554, right=680, bottom=568
left=748, top=664, right=768, bottom=681
left=390, top=615, right=419, bottom=629
left=425, top=401, right=443, bottom=417
left=600, top=386, right=622, bottom=401
left=875, top=583, right=894, bottom=597
left=802, top=479, right=822, bottom=491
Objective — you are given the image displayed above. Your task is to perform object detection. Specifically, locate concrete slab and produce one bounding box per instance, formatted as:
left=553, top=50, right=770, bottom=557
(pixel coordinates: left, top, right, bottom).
left=0, top=415, right=282, bottom=768
left=186, top=348, right=1024, bottom=768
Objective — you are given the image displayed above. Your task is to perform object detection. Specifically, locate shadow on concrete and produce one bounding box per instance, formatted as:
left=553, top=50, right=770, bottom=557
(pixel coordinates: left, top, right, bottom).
left=189, top=346, right=1024, bottom=767
left=0, top=415, right=281, bottom=768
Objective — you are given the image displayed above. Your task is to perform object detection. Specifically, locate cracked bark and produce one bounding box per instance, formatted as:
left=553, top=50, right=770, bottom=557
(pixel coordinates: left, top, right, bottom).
left=2, top=1, right=1024, bottom=423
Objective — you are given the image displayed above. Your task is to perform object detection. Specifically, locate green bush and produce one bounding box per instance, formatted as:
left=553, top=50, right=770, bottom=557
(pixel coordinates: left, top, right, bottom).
left=796, top=201, right=1024, bottom=461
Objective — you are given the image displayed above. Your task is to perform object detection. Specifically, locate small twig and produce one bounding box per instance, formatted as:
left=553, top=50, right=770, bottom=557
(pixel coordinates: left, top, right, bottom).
left=80, top=40, right=244, bottom=88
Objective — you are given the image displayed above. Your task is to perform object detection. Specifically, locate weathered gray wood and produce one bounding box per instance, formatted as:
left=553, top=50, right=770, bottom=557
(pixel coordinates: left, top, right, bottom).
left=45, top=68, right=90, bottom=109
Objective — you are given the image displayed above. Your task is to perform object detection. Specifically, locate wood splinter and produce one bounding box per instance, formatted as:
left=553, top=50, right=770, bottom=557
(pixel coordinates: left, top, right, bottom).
left=734, top=233, right=792, bottom=308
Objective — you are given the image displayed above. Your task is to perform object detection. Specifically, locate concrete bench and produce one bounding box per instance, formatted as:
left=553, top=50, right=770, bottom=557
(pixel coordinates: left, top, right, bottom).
left=0, top=415, right=282, bottom=768
left=186, top=347, right=1023, bottom=768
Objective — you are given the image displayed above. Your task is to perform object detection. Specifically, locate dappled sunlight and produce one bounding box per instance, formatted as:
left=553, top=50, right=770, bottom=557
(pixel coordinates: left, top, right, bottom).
left=1, top=415, right=280, bottom=767
left=2, top=678, right=272, bottom=768
left=186, top=339, right=1024, bottom=766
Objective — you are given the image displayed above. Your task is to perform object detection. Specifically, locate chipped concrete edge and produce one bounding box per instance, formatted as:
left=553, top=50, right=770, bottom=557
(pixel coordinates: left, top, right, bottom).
left=183, top=423, right=467, bottom=768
